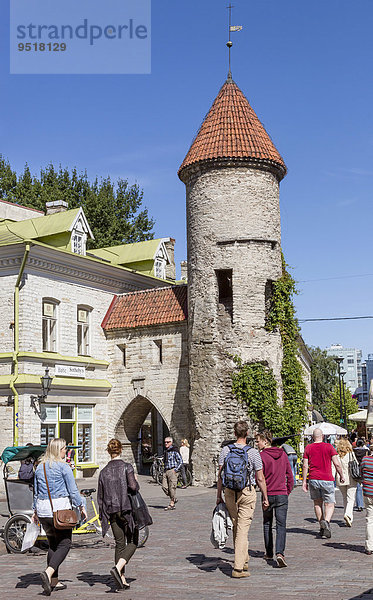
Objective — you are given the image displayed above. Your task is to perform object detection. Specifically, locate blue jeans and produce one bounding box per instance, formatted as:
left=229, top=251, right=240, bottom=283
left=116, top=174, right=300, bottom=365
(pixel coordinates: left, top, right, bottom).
left=263, top=495, right=288, bottom=557
left=287, top=454, right=297, bottom=485
left=356, top=483, right=364, bottom=509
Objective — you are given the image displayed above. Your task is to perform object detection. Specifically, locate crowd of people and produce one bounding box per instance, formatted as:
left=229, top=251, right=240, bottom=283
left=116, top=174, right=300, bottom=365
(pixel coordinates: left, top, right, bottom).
left=214, top=421, right=373, bottom=579
left=23, top=423, right=373, bottom=592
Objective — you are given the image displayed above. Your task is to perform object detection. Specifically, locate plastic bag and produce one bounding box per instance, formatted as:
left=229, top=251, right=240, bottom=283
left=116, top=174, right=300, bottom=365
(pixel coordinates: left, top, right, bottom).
left=21, top=521, right=40, bottom=552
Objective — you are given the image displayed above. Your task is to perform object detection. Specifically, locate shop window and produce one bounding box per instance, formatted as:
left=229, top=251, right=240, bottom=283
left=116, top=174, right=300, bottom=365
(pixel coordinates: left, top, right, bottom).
left=40, top=403, right=94, bottom=464
left=216, top=269, right=233, bottom=321
left=42, top=299, right=58, bottom=352
left=77, top=306, right=91, bottom=355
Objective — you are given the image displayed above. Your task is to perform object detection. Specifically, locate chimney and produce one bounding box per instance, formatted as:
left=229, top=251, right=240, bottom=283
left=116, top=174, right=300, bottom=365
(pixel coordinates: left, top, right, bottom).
left=164, top=238, right=176, bottom=281
left=180, top=260, right=187, bottom=282
left=45, top=200, right=68, bottom=215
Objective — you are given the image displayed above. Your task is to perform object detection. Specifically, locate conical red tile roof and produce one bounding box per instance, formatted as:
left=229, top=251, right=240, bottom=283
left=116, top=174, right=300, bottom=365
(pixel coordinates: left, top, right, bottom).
left=178, top=77, right=286, bottom=181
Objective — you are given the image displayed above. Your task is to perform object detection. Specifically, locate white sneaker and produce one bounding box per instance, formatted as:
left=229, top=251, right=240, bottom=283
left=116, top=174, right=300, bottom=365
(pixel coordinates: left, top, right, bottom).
left=344, top=515, right=352, bottom=527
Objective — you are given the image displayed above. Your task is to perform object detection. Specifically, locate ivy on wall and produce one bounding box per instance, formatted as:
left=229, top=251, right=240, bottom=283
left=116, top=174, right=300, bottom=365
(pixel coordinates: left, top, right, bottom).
left=231, top=255, right=308, bottom=438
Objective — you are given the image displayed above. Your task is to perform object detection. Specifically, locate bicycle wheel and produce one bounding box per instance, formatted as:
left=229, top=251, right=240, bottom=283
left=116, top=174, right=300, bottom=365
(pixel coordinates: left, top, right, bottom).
left=177, top=468, right=192, bottom=488
left=150, top=463, right=157, bottom=482
left=157, top=469, right=163, bottom=485
left=4, top=514, right=31, bottom=554
left=137, top=526, right=149, bottom=548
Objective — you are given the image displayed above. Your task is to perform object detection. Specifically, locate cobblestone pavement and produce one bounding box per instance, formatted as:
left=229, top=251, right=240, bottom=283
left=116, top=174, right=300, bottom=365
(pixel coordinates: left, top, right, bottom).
left=1, top=478, right=373, bottom=599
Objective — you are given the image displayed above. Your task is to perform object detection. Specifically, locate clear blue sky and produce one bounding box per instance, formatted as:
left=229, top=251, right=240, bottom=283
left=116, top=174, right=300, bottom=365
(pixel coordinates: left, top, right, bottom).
left=1, top=1, right=373, bottom=357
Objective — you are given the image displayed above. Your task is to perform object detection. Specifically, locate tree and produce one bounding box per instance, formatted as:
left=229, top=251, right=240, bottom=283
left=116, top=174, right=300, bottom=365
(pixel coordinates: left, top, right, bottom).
left=307, top=346, right=338, bottom=415
left=0, top=156, right=155, bottom=249
left=323, top=383, right=359, bottom=431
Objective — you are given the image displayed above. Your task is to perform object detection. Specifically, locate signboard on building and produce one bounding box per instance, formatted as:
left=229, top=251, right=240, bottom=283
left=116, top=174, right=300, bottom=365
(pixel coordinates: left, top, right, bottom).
left=55, top=365, right=86, bottom=378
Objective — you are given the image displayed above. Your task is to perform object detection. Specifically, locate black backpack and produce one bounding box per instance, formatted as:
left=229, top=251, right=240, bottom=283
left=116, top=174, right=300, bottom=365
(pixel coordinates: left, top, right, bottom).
left=222, top=444, right=252, bottom=491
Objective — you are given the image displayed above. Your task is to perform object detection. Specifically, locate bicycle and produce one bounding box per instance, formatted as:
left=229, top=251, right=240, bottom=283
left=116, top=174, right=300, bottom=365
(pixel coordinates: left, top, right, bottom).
left=150, top=456, right=192, bottom=487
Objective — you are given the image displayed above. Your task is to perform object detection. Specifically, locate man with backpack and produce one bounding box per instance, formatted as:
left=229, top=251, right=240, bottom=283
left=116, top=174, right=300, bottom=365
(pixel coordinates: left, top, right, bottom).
left=217, top=421, right=268, bottom=578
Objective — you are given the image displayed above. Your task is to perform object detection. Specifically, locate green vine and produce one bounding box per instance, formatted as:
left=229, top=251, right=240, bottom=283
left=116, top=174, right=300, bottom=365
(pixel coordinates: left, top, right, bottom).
left=231, top=254, right=308, bottom=440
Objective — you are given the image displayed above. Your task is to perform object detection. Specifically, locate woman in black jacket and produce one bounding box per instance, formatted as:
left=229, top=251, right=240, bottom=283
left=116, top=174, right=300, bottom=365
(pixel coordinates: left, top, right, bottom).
left=97, top=438, right=139, bottom=590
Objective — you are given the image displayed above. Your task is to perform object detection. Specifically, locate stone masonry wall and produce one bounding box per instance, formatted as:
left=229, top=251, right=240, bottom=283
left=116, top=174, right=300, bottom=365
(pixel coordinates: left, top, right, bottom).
left=186, top=166, right=283, bottom=485
left=105, top=323, right=190, bottom=470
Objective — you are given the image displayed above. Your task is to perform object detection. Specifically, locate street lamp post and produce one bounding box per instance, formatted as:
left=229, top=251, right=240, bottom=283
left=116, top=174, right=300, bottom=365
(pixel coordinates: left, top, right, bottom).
left=30, top=367, right=53, bottom=417
left=340, top=369, right=347, bottom=429
left=334, top=357, right=344, bottom=426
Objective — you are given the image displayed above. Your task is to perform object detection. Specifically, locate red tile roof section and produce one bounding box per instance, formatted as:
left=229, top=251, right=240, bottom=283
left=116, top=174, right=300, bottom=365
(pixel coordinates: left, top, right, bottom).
left=102, top=285, right=187, bottom=331
left=178, top=78, right=286, bottom=180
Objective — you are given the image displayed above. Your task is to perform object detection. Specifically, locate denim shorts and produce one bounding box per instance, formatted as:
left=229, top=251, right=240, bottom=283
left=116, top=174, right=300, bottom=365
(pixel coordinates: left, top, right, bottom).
left=309, top=479, right=335, bottom=503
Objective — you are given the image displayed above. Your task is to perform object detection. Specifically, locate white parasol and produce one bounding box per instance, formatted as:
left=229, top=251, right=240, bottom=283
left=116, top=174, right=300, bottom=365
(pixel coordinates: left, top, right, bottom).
left=303, top=421, right=347, bottom=436
left=348, top=409, right=367, bottom=422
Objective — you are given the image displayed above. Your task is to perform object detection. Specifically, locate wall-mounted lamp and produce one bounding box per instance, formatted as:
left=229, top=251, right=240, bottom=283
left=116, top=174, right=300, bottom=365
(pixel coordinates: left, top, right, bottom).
left=30, top=367, right=53, bottom=416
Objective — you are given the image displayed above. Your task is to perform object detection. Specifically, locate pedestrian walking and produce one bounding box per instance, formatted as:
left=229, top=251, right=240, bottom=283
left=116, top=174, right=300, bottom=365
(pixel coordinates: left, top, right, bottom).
left=179, top=439, right=190, bottom=488
left=354, top=439, right=368, bottom=511
left=162, top=436, right=182, bottom=510
left=32, top=438, right=87, bottom=595
left=361, top=447, right=373, bottom=554
left=217, top=421, right=268, bottom=579
left=335, top=438, right=357, bottom=527
left=281, top=441, right=298, bottom=486
left=256, top=431, right=293, bottom=567
left=302, top=428, right=344, bottom=538
left=97, top=438, right=139, bottom=590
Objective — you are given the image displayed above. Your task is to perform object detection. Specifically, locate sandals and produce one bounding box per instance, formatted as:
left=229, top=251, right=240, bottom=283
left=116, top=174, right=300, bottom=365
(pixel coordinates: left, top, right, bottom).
left=164, top=504, right=176, bottom=511
left=53, top=583, right=67, bottom=591
left=40, top=572, right=52, bottom=596
left=110, top=567, right=125, bottom=590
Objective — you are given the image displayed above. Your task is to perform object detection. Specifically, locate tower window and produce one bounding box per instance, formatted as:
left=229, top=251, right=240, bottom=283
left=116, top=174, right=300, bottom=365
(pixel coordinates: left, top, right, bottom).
left=154, top=340, right=163, bottom=364
left=216, top=269, right=233, bottom=320
left=265, top=280, right=274, bottom=326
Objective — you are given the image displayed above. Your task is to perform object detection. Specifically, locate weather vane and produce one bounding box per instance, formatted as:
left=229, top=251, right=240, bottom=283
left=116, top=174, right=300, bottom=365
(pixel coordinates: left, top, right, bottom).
left=227, top=4, right=242, bottom=80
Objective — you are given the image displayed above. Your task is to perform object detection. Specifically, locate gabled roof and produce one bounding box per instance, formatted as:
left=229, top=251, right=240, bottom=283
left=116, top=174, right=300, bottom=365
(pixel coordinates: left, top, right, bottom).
left=0, top=207, right=93, bottom=246
left=178, top=77, right=286, bottom=181
left=102, top=285, right=187, bottom=330
left=91, top=238, right=170, bottom=266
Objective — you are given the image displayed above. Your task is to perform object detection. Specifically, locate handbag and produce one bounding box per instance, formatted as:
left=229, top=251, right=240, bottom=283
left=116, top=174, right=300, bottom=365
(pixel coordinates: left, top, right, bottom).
left=43, top=464, right=79, bottom=530
left=122, top=464, right=153, bottom=529
left=128, top=490, right=153, bottom=530
left=348, top=452, right=362, bottom=483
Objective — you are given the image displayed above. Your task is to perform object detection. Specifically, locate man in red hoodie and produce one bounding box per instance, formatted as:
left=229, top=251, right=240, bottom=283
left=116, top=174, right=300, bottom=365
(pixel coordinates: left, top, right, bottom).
left=256, top=430, right=293, bottom=568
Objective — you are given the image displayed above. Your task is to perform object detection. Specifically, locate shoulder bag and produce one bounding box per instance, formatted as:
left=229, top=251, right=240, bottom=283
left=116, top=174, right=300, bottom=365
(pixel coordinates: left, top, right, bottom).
left=348, top=452, right=363, bottom=483
left=43, top=463, right=79, bottom=530
left=123, top=465, right=153, bottom=529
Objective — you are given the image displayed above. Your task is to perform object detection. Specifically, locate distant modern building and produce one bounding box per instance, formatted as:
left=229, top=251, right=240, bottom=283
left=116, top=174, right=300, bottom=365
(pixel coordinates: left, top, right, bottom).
left=325, top=344, right=362, bottom=393
left=356, top=355, right=373, bottom=408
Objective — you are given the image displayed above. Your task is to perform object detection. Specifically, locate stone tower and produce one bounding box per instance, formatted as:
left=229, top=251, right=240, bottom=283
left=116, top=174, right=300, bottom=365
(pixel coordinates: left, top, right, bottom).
left=178, top=74, right=287, bottom=485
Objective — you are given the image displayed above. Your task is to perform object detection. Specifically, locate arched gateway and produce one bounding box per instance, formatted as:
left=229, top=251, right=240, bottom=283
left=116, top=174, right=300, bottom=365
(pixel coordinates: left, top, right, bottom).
left=103, top=285, right=190, bottom=473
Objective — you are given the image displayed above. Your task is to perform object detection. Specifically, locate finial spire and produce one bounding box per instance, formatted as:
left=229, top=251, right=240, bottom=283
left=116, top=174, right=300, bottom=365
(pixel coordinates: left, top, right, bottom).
left=226, top=3, right=233, bottom=80
left=226, top=4, right=242, bottom=81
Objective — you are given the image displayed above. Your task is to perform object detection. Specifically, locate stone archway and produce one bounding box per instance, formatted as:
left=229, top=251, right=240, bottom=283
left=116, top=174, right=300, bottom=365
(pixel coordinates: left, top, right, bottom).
left=114, top=394, right=170, bottom=472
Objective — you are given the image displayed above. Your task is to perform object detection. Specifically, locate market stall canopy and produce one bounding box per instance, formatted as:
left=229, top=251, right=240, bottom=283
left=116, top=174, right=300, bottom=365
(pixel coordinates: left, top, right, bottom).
left=348, top=410, right=367, bottom=422
left=304, top=422, right=347, bottom=436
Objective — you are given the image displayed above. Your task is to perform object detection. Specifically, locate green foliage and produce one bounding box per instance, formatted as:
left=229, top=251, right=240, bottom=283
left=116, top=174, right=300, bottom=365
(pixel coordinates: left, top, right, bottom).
left=306, top=346, right=338, bottom=415
left=231, top=357, right=285, bottom=436
left=231, top=255, right=308, bottom=438
left=0, top=156, right=154, bottom=249
left=323, top=383, right=359, bottom=431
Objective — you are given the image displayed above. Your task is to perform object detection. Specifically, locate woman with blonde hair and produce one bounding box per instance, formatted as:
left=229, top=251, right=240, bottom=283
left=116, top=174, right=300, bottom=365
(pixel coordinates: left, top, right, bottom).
left=32, top=438, right=87, bottom=595
left=97, top=438, right=139, bottom=590
left=180, top=439, right=190, bottom=488
left=336, top=438, right=357, bottom=527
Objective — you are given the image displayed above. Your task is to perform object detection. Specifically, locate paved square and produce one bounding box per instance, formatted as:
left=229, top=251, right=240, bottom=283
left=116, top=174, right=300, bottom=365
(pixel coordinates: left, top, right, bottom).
left=1, top=478, right=373, bottom=599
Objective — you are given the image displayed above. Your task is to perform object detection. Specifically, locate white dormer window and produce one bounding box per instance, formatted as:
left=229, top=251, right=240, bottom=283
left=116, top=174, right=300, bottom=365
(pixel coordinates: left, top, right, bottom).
left=72, top=232, right=86, bottom=255
left=154, top=258, right=166, bottom=279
